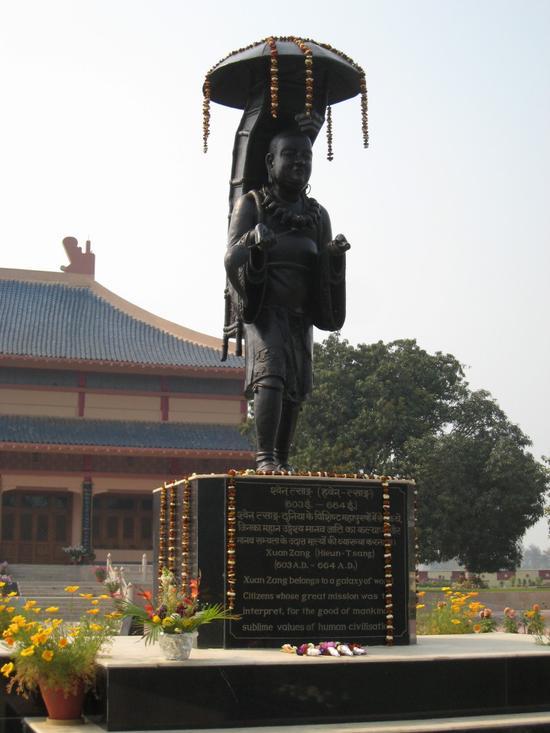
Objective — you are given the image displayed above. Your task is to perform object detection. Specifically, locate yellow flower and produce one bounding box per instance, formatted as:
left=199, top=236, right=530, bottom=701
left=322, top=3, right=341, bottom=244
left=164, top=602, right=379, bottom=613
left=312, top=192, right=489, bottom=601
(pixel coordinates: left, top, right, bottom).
left=451, top=619, right=461, bottom=625
left=58, top=638, right=69, bottom=648
left=11, top=615, right=26, bottom=626
left=1, top=662, right=14, bottom=677
left=162, top=617, right=174, bottom=627
left=90, top=599, right=99, bottom=605
left=0, top=605, right=4, bottom=611
left=7, top=591, right=18, bottom=598
left=45, top=606, right=59, bottom=613
left=105, top=612, right=122, bottom=619
left=31, top=631, right=49, bottom=646
left=23, top=600, right=37, bottom=610
left=64, top=586, right=80, bottom=593
left=441, top=587, right=451, bottom=591
left=79, top=593, right=94, bottom=599
left=416, top=604, right=425, bottom=609
left=0, top=581, right=4, bottom=587
left=32, top=608, right=42, bottom=614
left=6, top=607, right=15, bottom=613
left=20, top=645, right=35, bottom=657
left=41, top=650, right=54, bottom=662
left=51, top=619, right=63, bottom=628
left=152, top=615, right=161, bottom=624
left=98, top=594, right=110, bottom=600
left=451, top=605, right=461, bottom=614
left=89, top=624, right=103, bottom=632
left=86, top=608, right=100, bottom=615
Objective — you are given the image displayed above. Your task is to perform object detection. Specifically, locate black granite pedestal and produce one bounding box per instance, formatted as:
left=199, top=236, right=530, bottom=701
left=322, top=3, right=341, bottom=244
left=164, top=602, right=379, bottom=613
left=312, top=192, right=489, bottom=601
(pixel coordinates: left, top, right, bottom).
left=153, top=474, right=416, bottom=648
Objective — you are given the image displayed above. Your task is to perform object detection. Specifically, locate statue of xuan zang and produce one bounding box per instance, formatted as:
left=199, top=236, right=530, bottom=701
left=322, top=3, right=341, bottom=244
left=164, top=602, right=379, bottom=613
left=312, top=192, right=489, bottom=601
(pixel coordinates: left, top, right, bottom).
left=203, top=37, right=369, bottom=471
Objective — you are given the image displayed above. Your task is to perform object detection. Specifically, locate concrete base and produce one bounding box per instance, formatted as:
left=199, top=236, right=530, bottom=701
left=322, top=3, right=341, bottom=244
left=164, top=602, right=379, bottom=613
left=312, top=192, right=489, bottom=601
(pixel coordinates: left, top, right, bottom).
left=12, top=635, right=550, bottom=733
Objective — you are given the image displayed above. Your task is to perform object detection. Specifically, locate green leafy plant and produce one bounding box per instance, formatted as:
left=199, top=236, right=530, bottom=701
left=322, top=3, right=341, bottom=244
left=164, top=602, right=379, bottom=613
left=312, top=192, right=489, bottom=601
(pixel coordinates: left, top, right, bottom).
left=416, top=588, right=494, bottom=635
left=119, top=568, right=238, bottom=645
left=1, top=588, right=120, bottom=697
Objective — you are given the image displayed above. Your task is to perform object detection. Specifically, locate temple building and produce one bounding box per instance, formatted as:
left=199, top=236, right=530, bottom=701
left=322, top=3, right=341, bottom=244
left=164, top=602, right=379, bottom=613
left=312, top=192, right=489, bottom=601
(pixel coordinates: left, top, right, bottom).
left=0, top=238, right=252, bottom=564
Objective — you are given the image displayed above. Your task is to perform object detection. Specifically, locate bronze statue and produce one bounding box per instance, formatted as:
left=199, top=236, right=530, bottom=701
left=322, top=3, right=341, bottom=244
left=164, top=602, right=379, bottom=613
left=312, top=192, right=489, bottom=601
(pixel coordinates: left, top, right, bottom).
left=203, top=37, right=369, bottom=470
left=225, top=126, right=349, bottom=470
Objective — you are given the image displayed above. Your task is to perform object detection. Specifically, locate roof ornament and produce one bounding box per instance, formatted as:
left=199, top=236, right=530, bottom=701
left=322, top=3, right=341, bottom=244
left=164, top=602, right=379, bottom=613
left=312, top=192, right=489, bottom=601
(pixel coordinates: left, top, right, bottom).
left=60, top=236, right=95, bottom=277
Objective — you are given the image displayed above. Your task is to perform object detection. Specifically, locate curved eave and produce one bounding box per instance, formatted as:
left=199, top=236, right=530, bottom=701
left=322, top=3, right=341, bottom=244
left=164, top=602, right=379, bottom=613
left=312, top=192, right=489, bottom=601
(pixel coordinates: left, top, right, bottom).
left=0, top=442, right=254, bottom=459
left=0, top=354, right=245, bottom=378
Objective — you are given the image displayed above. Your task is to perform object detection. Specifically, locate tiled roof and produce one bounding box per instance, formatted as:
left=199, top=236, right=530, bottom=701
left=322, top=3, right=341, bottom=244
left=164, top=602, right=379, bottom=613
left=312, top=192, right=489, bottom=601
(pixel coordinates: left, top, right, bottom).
left=0, top=415, right=252, bottom=453
left=0, top=279, right=242, bottom=369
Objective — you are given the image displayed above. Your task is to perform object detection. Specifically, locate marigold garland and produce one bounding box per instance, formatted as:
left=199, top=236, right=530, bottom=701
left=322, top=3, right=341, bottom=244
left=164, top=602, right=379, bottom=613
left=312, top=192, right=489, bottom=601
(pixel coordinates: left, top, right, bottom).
left=168, top=483, right=178, bottom=575
left=157, top=483, right=168, bottom=585
left=290, top=37, right=314, bottom=116
left=267, top=36, right=279, bottom=118
left=382, top=479, right=394, bottom=645
left=226, top=474, right=237, bottom=611
left=180, top=479, right=191, bottom=590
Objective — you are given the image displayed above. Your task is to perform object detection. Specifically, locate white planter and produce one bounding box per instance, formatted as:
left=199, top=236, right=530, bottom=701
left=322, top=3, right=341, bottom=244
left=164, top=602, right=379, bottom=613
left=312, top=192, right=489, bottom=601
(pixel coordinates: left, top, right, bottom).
left=158, top=631, right=197, bottom=660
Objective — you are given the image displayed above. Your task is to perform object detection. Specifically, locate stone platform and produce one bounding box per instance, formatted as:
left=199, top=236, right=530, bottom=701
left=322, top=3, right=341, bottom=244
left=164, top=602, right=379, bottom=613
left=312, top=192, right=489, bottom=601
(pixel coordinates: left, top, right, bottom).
left=77, top=634, right=550, bottom=731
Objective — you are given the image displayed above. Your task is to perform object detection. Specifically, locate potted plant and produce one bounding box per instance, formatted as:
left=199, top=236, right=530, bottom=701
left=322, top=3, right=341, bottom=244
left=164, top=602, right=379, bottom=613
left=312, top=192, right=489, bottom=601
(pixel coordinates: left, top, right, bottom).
left=1, top=590, right=121, bottom=721
left=0, top=575, right=19, bottom=598
left=119, top=567, right=237, bottom=660
left=62, top=545, right=88, bottom=565
left=93, top=566, right=107, bottom=583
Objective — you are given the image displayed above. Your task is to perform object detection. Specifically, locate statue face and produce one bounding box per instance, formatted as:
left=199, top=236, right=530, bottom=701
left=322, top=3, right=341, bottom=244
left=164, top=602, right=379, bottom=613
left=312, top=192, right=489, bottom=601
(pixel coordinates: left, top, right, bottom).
left=266, top=133, right=313, bottom=191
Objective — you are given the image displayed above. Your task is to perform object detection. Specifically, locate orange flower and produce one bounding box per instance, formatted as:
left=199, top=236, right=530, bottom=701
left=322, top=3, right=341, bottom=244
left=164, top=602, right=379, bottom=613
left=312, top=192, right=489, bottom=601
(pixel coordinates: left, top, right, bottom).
left=533, top=604, right=541, bottom=613
left=64, top=586, right=79, bottom=593
left=189, top=578, right=200, bottom=600
left=79, top=593, right=94, bottom=599
left=58, top=638, right=68, bottom=648
left=41, top=650, right=54, bottom=662
left=86, top=608, right=100, bottom=615
left=473, top=624, right=482, bottom=633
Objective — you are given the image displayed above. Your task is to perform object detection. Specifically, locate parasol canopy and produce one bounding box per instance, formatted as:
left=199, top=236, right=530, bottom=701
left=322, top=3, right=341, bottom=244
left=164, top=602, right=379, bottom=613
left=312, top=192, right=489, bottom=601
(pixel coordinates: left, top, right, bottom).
left=207, top=38, right=364, bottom=110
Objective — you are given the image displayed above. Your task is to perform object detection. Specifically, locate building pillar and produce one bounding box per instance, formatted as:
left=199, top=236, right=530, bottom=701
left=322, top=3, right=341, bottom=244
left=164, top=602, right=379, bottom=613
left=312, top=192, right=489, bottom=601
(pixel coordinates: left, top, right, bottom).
left=81, top=476, right=93, bottom=556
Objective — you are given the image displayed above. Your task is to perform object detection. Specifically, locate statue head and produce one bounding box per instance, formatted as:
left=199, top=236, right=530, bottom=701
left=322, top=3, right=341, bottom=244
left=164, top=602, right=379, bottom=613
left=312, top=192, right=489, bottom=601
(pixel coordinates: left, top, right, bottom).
left=265, top=130, right=313, bottom=194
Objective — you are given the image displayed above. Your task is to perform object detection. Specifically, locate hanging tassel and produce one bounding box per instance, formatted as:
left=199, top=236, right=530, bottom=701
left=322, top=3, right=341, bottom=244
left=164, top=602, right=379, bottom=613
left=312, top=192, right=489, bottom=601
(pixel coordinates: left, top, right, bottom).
left=359, top=72, right=369, bottom=148
left=267, top=37, right=279, bottom=118
left=326, top=105, right=334, bottom=161
left=202, top=76, right=211, bottom=153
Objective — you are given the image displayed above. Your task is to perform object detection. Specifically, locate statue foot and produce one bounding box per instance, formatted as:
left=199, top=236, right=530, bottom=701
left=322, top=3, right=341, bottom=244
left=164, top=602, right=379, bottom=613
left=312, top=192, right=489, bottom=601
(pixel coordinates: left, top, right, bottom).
left=277, top=462, right=294, bottom=472
left=256, top=452, right=278, bottom=472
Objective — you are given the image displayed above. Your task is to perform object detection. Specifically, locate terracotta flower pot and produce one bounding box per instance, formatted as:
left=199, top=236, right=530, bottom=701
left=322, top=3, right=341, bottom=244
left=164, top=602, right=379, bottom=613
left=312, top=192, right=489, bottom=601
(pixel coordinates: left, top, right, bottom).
left=39, top=679, right=85, bottom=721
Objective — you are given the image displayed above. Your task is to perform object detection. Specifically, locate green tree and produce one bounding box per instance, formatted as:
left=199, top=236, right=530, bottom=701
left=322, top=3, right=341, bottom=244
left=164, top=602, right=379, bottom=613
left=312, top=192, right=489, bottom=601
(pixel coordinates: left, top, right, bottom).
left=292, top=334, right=549, bottom=573
left=293, top=334, right=466, bottom=472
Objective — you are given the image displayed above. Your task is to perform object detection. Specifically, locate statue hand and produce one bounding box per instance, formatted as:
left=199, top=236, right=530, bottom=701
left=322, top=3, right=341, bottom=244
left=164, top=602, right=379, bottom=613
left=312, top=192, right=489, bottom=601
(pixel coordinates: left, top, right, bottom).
left=328, top=234, right=351, bottom=255
left=295, top=111, right=325, bottom=140
left=252, top=223, right=276, bottom=251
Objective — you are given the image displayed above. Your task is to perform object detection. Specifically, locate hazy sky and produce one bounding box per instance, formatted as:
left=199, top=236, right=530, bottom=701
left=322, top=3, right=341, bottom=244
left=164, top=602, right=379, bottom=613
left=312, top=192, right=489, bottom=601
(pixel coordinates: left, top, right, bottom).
left=0, top=1, right=548, bottom=545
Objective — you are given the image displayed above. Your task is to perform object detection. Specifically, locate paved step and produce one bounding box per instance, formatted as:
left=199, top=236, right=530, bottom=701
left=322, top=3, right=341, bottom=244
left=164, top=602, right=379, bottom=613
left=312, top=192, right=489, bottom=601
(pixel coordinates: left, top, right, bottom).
left=21, top=712, right=550, bottom=733
left=7, top=564, right=151, bottom=622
